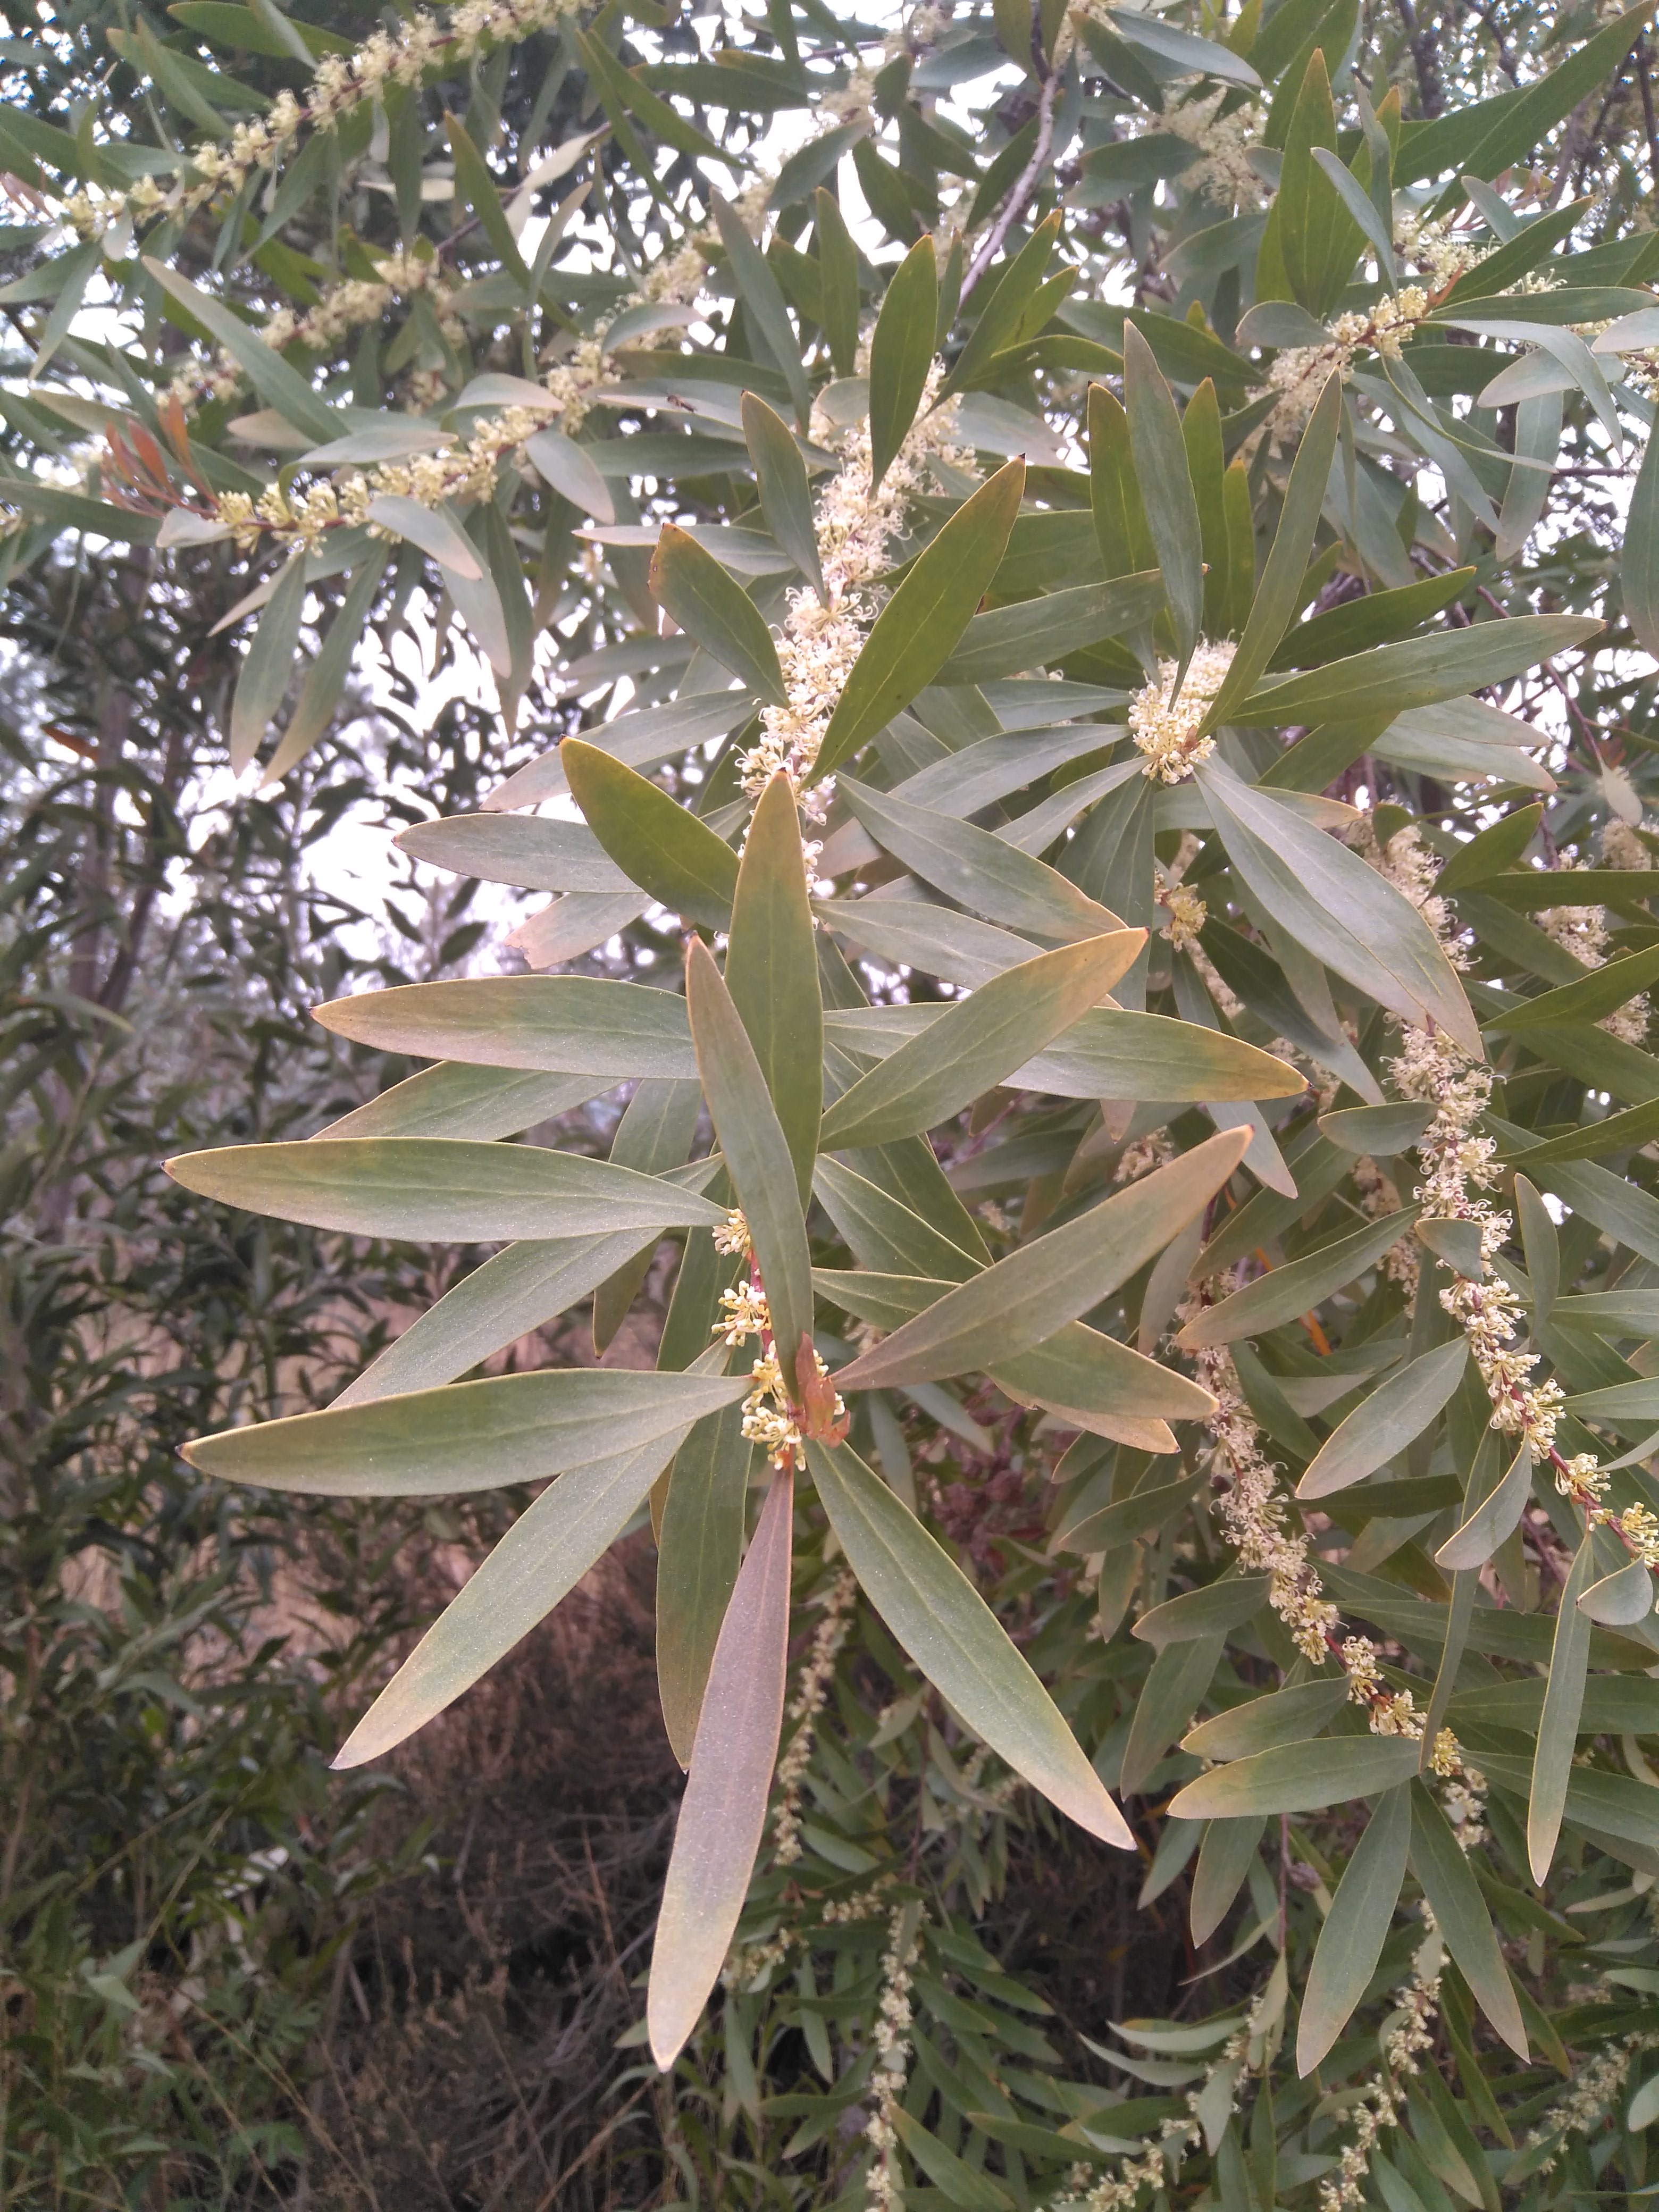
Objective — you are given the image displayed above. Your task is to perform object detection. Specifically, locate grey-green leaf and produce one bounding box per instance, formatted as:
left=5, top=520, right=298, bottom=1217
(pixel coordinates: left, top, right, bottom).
left=1177, top=1207, right=1421, bottom=1350
left=1297, top=1784, right=1411, bottom=2075
left=1168, top=1738, right=1420, bottom=1819
left=807, top=1440, right=1133, bottom=1847
left=1410, top=1780, right=1527, bottom=2056
left=1529, top=1536, right=1596, bottom=1882
left=1297, top=1340, right=1468, bottom=1499
left=313, top=977, right=698, bottom=1079
left=229, top=556, right=307, bottom=773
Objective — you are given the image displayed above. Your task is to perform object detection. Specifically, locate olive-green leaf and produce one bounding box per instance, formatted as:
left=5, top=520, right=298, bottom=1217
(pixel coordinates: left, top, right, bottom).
left=710, top=190, right=811, bottom=426
left=1485, top=942, right=1659, bottom=1034
left=811, top=1161, right=983, bottom=1284
left=1317, top=1103, right=1435, bottom=1155
left=1133, top=1576, right=1272, bottom=1648
left=363, top=496, right=483, bottom=581
left=740, top=392, right=824, bottom=598
left=1197, top=757, right=1481, bottom=1056
left=1191, top=1816, right=1267, bottom=1947
left=1578, top=1557, right=1656, bottom=1626
left=1124, top=324, right=1202, bottom=674
left=657, top=1401, right=756, bottom=1767
left=166, top=1137, right=723, bottom=1242
left=725, top=771, right=822, bottom=1198
left=229, top=555, right=307, bottom=774
left=1051, top=1465, right=1208, bottom=1555
left=336, top=1230, right=651, bottom=1406
left=1297, top=1340, right=1468, bottom=1499
left=818, top=931, right=1145, bottom=1150
left=182, top=1367, right=747, bottom=1497
left=1201, top=371, right=1340, bottom=732
left=313, top=976, right=698, bottom=1079
left=1238, top=616, right=1602, bottom=729
left=1019, top=1008, right=1304, bottom=1103
left=1513, top=1175, right=1559, bottom=1328
left=869, top=235, right=938, bottom=494
left=1626, top=408, right=1659, bottom=660
left=333, top=1423, right=691, bottom=1767
left=839, top=778, right=1124, bottom=944
left=263, top=547, right=391, bottom=786
left=561, top=738, right=740, bottom=927
left=524, top=428, right=615, bottom=523
left=1168, top=1737, right=1420, bottom=1820
left=143, top=256, right=339, bottom=441
left=934, top=571, right=1166, bottom=684
left=1121, top=1637, right=1224, bottom=1796
left=888, top=2108, right=1013, bottom=2210
left=649, top=525, right=786, bottom=705
left=649, top=1465, right=793, bottom=2069
left=1529, top=1536, right=1595, bottom=1882
left=1435, top=1443, right=1532, bottom=1572
left=807, top=1439, right=1133, bottom=1847
left=1410, top=1779, right=1527, bottom=2056
left=1183, top=1679, right=1348, bottom=1761
left=685, top=937, right=814, bottom=1367
left=317, top=1065, right=599, bottom=1142
left=1177, top=1206, right=1420, bottom=1350
left=1297, top=1784, right=1411, bottom=2075
left=397, top=810, right=631, bottom=895
left=816, top=460, right=1026, bottom=774
left=836, top=1127, right=1250, bottom=1389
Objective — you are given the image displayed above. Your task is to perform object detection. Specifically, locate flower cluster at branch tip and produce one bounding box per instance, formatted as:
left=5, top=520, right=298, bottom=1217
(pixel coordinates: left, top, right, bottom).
left=864, top=1902, right=924, bottom=2210
left=739, top=358, right=968, bottom=819
left=1129, top=641, right=1236, bottom=782
left=772, top=1571, right=858, bottom=1865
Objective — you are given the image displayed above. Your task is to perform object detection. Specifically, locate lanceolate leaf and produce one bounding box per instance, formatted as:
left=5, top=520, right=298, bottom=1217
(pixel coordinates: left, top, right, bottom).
left=649, top=1465, right=794, bottom=2068
left=1436, top=1443, right=1533, bottom=1571
left=685, top=937, right=814, bottom=1364
left=816, top=460, right=1026, bottom=773
left=1297, top=1340, right=1468, bottom=1498
left=649, top=525, right=786, bottom=704
left=313, top=977, right=699, bottom=1079
left=1236, top=616, right=1603, bottom=728
left=1626, top=413, right=1659, bottom=660
left=317, top=1066, right=599, bottom=1142
left=562, top=737, right=740, bottom=927
left=333, top=1423, right=693, bottom=1768
left=807, top=1439, right=1133, bottom=1848
left=1168, top=1737, right=1420, bottom=1819
left=229, top=554, right=307, bottom=773
left=1297, top=1784, right=1411, bottom=2074
left=1124, top=324, right=1203, bottom=675
left=183, top=1368, right=747, bottom=1496
left=740, top=392, right=825, bottom=598
left=724, top=772, right=822, bottom=1197
left=1177, top=1208, right=1421, bottom=1349
left=836, top=1127, right=1250, bottom=1389
left=1529, top=1536, right=1595, bottom=1882
left=166, top=1138, right=724, bottom=1242
left=817, top=931, right=1145, bottom=1150
left=1197, top=758, right=1481, bottom=1055
left=869, top=234, right=938, bottom=493
left=1410, top=1780, right=1528, bottom=2057
left=656, top=1401, right=756, bottom=1768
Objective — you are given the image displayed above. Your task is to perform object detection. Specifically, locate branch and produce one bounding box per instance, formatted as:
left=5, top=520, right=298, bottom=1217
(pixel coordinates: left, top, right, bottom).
left=959, top=63, right=1062, bottom=306
left=1392, top=0, right=1446, bottom=118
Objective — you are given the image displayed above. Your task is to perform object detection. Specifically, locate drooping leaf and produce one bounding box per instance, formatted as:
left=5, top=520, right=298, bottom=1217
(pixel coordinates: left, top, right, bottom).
left=1123, top=324, right=1203, bottom=675
left=228, top=555, right=307, bottom=774
left=648, top=1465, right=794, bottom=2068
left=1435, top=1444, right=1532, bottom=1571
left=561, top=738, right=741, bottom=927
left=807, top=1439, right=1133, bottom=1847
left=1297, top=1784, right=1411, bottom=2074
left=656, top=1400, right=756, bottom=1767
left=740, top=391, right=825, bottom=598
left=1410, top=1780, right=1528, bottom=2057
left=1529, top=1536, right=1595, bottom=1882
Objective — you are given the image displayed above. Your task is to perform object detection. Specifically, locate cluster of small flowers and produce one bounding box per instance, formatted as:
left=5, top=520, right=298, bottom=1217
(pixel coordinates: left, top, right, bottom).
left=1317, top=1916, right=1442, bottom=2212
left=1157, top=875, right=1208, bottom=953
left=1440, top=1757, right=1488, bottom=1848
left=865, top=1903, right=924, bottom=2210
left=1184, top=1286, right=1344, bottom=1665
left=772, top=1570, right=859, bottom=1864
left=216, top=472, right=372, bottom=556
left=169, top=252, right=462, bottom=415
left=713, top=1206, right=752, bottom=1258
left=1263, top=290, right=1435, bottom=436
left=1128, top=641, right=1236, bottom=782
left=716, top=1273, right=846, bottom=1471
left=1163, top=88, right=1267, bottom=205
left=1525, top=2031, right=1659, bottom=2173
left=1543, top=855, right=1650, bottom=1045
left=1394, top=211, right=1489, bottom=293
left=1338, top=1636, right=1425, bottom=1739
left=723, top=1873, right=894, bottom=1992
left=741, top=362, right=968, bottom=814
left=71, top=0, right=583, bottom=242
left=1113, top=1131, right=1176, bottom=1185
